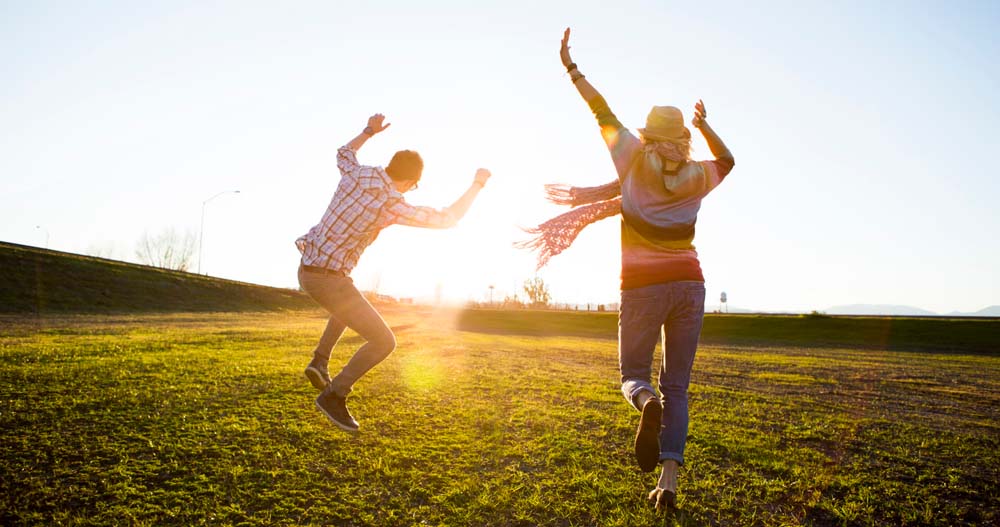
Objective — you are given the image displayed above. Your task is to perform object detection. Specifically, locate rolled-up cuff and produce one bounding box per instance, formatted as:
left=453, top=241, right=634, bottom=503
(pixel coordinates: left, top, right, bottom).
left=621, top=378, right=656, bottom=411
left=659, top=452, right=684, bottom=466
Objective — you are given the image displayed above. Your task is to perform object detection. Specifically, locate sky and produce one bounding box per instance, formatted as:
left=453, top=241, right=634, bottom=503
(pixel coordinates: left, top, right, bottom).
left=2, top=0, right=998, bottom=313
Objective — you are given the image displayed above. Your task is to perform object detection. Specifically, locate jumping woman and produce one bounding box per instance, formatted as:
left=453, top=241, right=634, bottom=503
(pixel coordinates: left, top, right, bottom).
left=519, top=29, right=735, bottom=510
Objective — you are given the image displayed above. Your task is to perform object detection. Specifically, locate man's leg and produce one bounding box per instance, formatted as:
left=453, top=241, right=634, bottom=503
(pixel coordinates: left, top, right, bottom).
left=315, top=288, right=394, bottom=431
left=305, top=316, right=347, bottom=390
left=298, top=269, right=395, bottom=431
left=323, top=291, right=396, bottom=398
left=619, top=284, right=668, bottom=472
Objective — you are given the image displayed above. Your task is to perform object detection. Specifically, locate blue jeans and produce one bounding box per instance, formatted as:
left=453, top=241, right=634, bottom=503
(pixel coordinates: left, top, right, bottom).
left=298, top=266, right=396, bottom=397
left=619, top=281, right=706, bottom=465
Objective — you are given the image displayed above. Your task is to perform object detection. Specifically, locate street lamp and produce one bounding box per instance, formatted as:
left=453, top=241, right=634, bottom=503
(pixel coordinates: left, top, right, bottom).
left=198, top=190, right=240, bottom=274
left=35, top=225, right=49, bottom=249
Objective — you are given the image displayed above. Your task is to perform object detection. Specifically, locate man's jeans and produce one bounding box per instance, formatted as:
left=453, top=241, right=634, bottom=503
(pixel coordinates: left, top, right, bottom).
left=298, top=266, right=396, bottom=397
left=619, top=281, right=706, bottom=466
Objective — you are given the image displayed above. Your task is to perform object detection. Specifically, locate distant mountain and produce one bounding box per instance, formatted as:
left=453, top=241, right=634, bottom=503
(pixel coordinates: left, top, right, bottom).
left=945, top=305, right=1000, bottom=317
left=973, top=305, right=1000, bottom=316
left=823, top=304, right=938, bottom=316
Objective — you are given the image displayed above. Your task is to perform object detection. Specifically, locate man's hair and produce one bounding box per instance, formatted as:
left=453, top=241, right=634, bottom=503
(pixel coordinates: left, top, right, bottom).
left=385, top=150, right=423, bottom=182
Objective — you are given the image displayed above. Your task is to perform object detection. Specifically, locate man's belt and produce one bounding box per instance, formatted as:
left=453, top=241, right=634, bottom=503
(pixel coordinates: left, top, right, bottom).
left=300, top=264, right=348, bottom=277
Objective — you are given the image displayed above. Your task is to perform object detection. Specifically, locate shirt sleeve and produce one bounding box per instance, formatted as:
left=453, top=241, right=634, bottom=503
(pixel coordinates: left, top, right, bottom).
left=587, top=95, right=641, bottom=180
left=699, top=157, right=735, bottom=193
left=698, top=123, right=735, bottom=188
left=382, top=198, right=458, bottom=229
left=337, top=145, right=361, bottom=178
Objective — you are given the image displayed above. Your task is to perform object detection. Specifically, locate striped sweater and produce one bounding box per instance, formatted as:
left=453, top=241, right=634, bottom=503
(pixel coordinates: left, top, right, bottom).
left=588, top=96, right=735, bottom=289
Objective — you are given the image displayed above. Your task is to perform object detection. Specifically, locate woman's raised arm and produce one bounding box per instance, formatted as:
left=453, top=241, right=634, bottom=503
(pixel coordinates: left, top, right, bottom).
left=561, top=28, right=601, bottom=104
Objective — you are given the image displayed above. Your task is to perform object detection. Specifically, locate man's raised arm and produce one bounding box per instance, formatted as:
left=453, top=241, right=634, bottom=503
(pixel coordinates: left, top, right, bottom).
left=387, top=169, right=492, bottom=229
left=338, top=114, right=392, bottom=176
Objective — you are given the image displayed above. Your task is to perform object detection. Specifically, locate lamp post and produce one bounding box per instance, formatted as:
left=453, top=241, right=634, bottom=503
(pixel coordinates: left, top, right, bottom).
left=35, top=225, right=49, bottom=249
left=198, top=190, right=240, bottom=274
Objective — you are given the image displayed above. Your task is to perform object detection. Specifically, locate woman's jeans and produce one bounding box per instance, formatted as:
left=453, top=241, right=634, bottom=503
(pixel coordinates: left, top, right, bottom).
left=619, top=281, right=706, bottom=465
left=298, top=266, right=396, bottom=398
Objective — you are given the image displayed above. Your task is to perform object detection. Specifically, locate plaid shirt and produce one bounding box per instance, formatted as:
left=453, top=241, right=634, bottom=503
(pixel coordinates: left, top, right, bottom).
left=296, top=145, right=457, bottom=272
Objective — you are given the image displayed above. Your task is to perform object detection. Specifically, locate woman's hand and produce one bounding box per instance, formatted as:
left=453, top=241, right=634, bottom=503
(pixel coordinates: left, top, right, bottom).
left=366, top=113, right=391, bottom=134
left=691, top=100, right=707, bottom=129
left=560, top=27, right=574, bottom=69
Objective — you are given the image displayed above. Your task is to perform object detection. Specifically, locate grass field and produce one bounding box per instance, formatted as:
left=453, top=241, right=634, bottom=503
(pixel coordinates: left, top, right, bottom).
left=1, top=308, right=998, bottom=526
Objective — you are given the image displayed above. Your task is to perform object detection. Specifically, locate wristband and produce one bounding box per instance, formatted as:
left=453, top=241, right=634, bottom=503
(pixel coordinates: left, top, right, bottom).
left=363, top=126, right=375, bottom=136
left=566, top=62, right=578, bottom=73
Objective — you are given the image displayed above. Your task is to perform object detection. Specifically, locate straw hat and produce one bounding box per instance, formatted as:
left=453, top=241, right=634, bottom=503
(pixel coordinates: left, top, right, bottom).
left=637, top=106, right=690, bottom=143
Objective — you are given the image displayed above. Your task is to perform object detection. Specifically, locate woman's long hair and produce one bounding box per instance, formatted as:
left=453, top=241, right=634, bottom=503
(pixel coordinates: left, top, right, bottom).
left=637, top=129, right=692, bottom=174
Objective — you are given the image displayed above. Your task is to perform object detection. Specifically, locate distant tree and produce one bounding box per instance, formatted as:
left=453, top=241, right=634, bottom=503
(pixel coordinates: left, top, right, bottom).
left=502, top=294, right=524, bottom=309
left=523, top=276, right=551, bottom=308
left=135, top=228, right=197, bottom=271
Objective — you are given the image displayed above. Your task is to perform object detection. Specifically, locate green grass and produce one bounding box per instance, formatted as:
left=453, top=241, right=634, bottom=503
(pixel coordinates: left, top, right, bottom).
left=1, top=308, right=998, bottom=526
left=0, top=241, right=315, bottom=313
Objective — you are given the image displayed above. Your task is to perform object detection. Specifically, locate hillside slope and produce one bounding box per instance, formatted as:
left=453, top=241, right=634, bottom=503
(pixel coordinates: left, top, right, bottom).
left=0, top=242, right=315, bottom=314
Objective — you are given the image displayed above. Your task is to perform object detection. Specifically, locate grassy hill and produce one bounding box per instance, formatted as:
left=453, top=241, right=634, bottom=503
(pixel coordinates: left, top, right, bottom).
left=0, top=241, right=315, bottom=314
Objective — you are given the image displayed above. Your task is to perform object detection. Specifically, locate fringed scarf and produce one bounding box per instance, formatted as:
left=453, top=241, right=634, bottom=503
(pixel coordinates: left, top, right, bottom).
left=516, top=140, right=689, bottom=269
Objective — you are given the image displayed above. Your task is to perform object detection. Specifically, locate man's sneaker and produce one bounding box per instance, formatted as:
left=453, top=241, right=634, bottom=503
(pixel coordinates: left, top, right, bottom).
left=634, top=397, right=662, bottom=472
left=304, top=360, right=331, bottom=391
left=315, top=390, right=359, bottom=432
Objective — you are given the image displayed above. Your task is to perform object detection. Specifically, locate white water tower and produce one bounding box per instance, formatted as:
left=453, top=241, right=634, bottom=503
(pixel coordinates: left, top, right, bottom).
left=720, top=291, right=728, bottom=313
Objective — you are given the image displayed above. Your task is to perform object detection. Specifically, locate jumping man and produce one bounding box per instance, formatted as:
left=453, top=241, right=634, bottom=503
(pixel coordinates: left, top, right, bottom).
left=296, top=113, right=491, bottom=431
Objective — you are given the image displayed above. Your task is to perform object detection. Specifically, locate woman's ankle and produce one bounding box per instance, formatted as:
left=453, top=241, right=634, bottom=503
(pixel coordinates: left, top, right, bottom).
left=635, top=389, right=657, bottom=409
left=657, top=460, right=679, bottom=492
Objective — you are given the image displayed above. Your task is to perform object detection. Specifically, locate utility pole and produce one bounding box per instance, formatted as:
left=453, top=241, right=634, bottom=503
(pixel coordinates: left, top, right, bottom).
left=198, top=190, right=240, bottom=274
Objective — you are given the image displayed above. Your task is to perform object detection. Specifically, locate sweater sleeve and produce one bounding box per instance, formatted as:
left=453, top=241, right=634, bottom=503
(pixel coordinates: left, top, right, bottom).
left=587, top=95, right=641, bottom=180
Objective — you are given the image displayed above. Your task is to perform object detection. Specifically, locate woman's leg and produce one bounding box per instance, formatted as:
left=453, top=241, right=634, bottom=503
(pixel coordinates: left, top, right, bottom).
left=657, top=281, right=706, bottom=466
left=619, top=284, right=668, bottom=408
left=619, top=284, right=669, bottom=472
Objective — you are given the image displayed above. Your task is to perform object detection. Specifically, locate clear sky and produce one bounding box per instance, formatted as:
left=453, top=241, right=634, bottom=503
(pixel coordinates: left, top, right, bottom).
left=2, top=0, right=998, bottom=313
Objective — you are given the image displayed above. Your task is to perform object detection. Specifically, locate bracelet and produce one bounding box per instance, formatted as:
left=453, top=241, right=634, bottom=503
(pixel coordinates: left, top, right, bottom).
left=362, top=126, right=374, bottom=136
left=565, top=62, right=577, bottom=73
left=571, top=74, right=586, bottom=83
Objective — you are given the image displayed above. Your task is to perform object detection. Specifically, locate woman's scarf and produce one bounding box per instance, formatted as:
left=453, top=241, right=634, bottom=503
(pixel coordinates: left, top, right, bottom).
left=516, top=140, right=689, bottom=269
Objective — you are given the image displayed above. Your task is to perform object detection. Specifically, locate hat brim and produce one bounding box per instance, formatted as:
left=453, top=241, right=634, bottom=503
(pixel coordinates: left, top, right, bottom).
left=638, top=128, right=674, bottom=142
left=638, top=127, right=691, bottom=144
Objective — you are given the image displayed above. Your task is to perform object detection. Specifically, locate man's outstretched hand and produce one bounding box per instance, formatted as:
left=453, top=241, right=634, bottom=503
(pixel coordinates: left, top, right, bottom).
left=474, top=168, right=491, bottom=187
left=367, top=113, right=391, bottom=134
